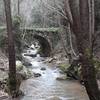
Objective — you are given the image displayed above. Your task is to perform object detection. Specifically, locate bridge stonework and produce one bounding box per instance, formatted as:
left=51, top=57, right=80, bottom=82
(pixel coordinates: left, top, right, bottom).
left=24, top=28, right=60, bottom=56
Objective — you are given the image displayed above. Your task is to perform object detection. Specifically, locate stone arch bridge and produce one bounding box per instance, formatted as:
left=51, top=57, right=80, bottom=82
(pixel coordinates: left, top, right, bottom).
left=22, top=27, right=60, bottom=57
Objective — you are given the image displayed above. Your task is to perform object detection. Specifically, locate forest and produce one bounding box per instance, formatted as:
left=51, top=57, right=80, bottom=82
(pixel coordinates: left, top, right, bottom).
left=0, top=0, right=100, bottom=100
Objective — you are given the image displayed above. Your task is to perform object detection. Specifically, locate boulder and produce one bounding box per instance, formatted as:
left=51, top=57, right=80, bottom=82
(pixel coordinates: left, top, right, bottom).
left=16, top=60, right=33, bottom=80
left=22, top=55, right=32, bottom=66
left=19, top=66, right=33, bottom=80
left=23, top=61, right=32, bottom=67
left=24, top=53, right=36, bottom=57
left=40, top=67, right=46, bottom=70
left=16, top=60, right=23, bottom=71
left=56, top=74, right=67, bottom=80
left=34, top=73, right=41, bottom=77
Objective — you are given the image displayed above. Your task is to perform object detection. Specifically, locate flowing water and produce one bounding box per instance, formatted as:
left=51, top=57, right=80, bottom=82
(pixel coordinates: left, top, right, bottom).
left=19, top=52, right=89, bottom=100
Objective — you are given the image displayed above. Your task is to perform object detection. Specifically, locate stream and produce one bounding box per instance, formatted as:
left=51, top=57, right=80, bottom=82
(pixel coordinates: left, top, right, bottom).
left=18, top=49, right=89, bottom=100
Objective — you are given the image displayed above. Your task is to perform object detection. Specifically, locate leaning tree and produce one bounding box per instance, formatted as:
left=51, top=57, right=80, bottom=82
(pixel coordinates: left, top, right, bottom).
left=67, top=0, right=100, bottom=100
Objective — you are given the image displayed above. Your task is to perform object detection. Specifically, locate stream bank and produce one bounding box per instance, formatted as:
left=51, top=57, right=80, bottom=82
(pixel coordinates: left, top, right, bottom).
left=0, top=48, right=90, bottom=100
left=18, top=51, right=89, bottom=100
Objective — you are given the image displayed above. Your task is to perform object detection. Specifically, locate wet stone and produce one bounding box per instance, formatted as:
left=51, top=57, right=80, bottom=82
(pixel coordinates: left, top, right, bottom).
left=40, top=67, right=46, bottom=71
left=34, top=73, right=42, bottom=77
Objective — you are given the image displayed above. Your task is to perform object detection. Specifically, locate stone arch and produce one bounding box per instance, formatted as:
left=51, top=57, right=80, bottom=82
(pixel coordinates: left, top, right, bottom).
left=33, top=34, right=51, bottom=57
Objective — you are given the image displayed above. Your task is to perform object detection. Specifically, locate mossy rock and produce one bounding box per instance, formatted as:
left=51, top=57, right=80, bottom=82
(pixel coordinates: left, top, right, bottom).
left=58, top=63, right=70, bottom=72
left=19, top=66, right=33, bottom=79
left=16, top=60, right=33, bottom=79
left=16, top=61, right=23, bottom=71
left=56, top=74, right=67, bottom=80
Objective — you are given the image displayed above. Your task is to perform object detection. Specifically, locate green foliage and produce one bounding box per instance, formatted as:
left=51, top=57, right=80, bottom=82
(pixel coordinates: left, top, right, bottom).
left=37, top=47, right=42, bottom=54
left=24, top=27, right=59, bottom=32
left=93, top=58, right=100, bottom=72
left=13, top=16, right=21, bottom=29
left=7, top=73, right=17, bottom=96
left=13, top=16, right=23, bottom=60
left=16, top=61, right=23, bottom=71
left=85, top=48, right=92, bottom=58
left=59, top=63, right=70, bottom=72
left=0, top=16, right=23, bottom=59
left=59, top=58, right=100, bottom=80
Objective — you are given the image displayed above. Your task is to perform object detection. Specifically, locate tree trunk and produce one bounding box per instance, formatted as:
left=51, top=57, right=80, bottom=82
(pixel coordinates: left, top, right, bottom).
left=77, top=37, right=100, bottom=100
left=69, top=0, right=100, bottom=99
left=4, top=0, right=17, bottom=96
left=18, top=0, right=20, bottom=16
left=81, top=56, right=100, bottom=100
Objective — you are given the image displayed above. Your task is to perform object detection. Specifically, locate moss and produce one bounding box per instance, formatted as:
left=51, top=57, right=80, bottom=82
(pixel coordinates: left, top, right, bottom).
left=21, top=27, right=59, bottom=33
left=33, top=27, right=59, bottom=32
left=4, top=73, right=23, bottom=97
left=37, top=47, right=42, bottom=54
left=93, top=58, right=100, bottom=72
left=59, top=63, right=70, bottom=72
left=16, top=61, right=23, bottom=71
left=8, top=75, right=16, bottom=90
left=85, top=48, right=92, bottom=58
left=0, top=16, right=22, bottom=59
left=13, top=16, right=21, bottom=28
left=27, top=69, right=33, bottom=77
